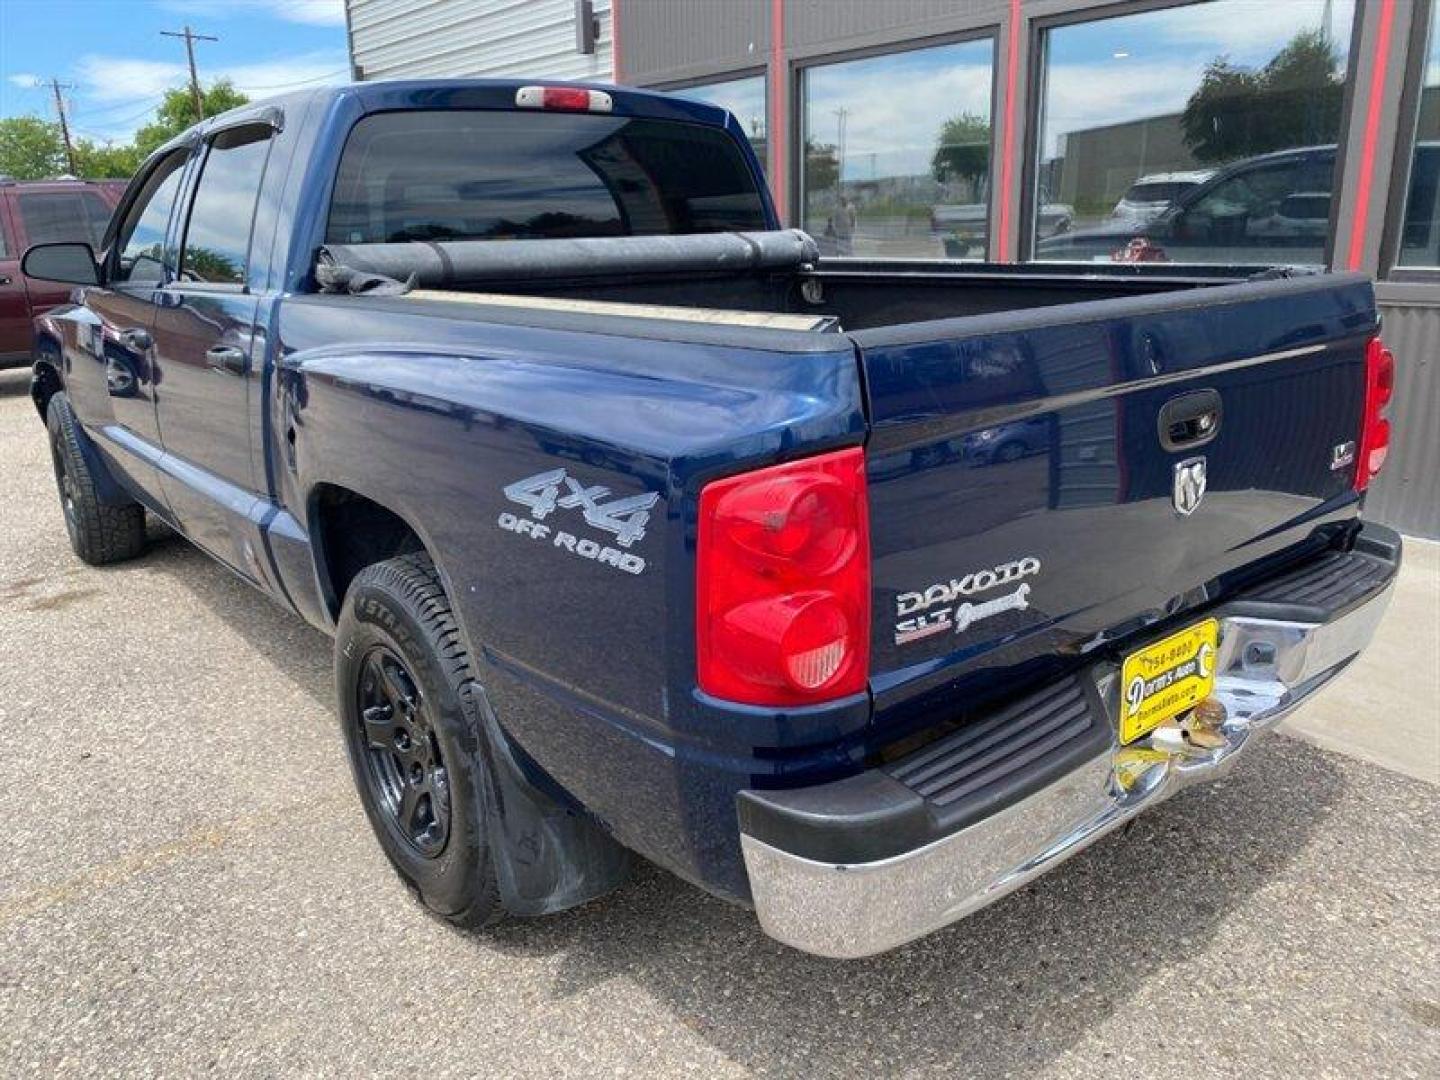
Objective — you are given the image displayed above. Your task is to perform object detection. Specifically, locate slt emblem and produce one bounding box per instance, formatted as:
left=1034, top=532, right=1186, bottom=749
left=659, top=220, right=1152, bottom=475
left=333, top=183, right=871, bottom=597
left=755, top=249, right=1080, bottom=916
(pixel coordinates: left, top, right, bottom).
left=1173, top=456, right=1207, bottom=516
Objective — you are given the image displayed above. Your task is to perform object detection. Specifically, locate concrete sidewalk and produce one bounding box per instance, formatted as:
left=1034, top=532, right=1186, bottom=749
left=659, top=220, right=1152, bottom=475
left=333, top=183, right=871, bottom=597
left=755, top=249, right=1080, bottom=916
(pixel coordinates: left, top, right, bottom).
left=1281, top=535, right=1440, bottom=784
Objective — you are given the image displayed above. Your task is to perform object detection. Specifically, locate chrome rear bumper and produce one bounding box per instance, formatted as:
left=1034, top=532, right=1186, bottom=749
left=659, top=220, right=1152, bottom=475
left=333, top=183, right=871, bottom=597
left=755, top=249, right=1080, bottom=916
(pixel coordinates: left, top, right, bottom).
left=740, top=529, right=1399, bottom=959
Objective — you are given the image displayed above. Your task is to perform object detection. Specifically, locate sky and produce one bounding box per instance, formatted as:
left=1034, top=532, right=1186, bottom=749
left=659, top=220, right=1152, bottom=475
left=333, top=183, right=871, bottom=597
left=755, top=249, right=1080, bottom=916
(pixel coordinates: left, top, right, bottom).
left=0, top=0, right=349, bottom=146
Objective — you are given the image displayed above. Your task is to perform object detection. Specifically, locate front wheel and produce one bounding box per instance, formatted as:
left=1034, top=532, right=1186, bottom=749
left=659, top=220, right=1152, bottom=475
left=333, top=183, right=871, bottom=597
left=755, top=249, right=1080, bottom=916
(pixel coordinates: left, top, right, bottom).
left=46, top=393, right=146, bottom=565
left=335, top=553, right=503, bottom=929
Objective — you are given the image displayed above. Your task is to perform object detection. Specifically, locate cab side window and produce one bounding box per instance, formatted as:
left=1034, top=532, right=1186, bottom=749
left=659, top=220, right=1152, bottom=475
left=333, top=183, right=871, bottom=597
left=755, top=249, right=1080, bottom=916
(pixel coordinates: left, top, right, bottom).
left=113, top=152, right=189, bottom=286
left=179, top=125, right=273, bottom=286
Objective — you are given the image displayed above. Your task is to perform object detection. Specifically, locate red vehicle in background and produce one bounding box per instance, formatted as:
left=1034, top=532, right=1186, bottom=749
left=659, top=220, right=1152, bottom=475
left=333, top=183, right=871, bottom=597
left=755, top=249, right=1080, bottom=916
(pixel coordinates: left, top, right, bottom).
left=0, top=177, right=125, bottom=368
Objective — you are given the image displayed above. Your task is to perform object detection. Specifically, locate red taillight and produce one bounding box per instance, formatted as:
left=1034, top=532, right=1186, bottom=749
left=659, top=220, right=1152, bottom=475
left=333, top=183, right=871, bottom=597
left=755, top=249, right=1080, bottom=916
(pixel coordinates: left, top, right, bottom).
left=1355, top=336, right=1395, bottom=492
left=514, top=85, right=613, bottom=113
left=697, top=448, right=870, bottom=706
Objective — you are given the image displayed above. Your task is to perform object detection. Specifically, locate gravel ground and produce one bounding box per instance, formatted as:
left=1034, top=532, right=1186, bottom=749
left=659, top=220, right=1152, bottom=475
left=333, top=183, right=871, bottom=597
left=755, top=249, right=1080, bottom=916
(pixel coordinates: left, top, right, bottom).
left=1, top=369, right=1437, bottom=1078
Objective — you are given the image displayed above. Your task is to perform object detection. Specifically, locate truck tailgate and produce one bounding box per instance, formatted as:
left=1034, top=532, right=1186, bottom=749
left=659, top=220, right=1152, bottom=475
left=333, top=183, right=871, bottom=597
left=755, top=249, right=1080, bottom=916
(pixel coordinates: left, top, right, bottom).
left=854, top=273, right=1377, bottom=727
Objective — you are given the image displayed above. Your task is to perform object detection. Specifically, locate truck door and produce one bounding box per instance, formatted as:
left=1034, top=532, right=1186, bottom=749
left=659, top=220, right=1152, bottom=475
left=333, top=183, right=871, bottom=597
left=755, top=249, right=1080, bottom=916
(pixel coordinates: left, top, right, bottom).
left=73, top=148, right=192, bottom=509
left=150, top=122, right=273, bottom=576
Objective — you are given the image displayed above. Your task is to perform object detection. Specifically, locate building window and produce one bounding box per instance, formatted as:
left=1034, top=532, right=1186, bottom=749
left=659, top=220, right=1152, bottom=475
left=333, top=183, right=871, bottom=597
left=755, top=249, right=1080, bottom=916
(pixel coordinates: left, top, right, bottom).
left=671, top=75, right=768, bottom=173
left=1396, top=4, right=1440, bottom=268
left=1032, top=0, right=1356, bottom=266
left=801, top=39, right=995, bottom=259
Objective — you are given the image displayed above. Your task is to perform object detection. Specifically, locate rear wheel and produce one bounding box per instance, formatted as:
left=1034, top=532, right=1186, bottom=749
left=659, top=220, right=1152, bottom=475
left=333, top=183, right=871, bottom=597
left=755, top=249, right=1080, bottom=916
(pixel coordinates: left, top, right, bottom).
left=46, top=393, right=146, bottom=565
left=335, top=553, right=503, bottom=928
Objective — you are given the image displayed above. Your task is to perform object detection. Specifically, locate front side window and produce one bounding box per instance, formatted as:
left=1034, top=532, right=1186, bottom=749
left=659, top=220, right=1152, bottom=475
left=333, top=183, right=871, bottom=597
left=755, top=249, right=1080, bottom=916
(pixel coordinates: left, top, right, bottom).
left=671, top=75, right=768, bottom=174
left=327, top=111, right=768, bottom=245
left=1396, top=3, right=1440, bottom=268
left=1032, top=0, right=1356, bottom=265
left=180, top=126, right=273, bottom=285
left=113, top=151, right=189, bottom=285
left=801, top=39, right=996, bottom=260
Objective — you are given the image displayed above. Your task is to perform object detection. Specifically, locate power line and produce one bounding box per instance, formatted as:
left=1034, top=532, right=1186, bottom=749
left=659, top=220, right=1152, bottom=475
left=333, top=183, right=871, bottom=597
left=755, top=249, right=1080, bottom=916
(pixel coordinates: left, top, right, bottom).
left=68, top=94, right=166, bottom=121
left=160, top=24, right=218, bottom=121
left=238, top=68, right=349, bottom=92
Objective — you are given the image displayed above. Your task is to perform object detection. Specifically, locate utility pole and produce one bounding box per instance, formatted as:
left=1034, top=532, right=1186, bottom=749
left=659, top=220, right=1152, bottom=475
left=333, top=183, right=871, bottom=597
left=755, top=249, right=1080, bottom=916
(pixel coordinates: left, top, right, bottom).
left=160, top=24, right=218, bottom=122
left=48, top=77, right=77, bottom=176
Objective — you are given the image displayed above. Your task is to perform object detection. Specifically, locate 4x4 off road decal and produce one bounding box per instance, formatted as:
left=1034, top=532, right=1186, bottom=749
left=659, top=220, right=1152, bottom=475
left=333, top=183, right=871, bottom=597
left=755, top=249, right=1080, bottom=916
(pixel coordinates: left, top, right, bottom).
left=498, top=468, right=659, bottom=576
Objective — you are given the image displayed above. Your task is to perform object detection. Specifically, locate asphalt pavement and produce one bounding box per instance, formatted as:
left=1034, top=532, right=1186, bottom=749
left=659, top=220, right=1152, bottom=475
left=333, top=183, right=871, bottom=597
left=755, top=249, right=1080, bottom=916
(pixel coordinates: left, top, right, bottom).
left=1, top=369, right=1437, bottom=1078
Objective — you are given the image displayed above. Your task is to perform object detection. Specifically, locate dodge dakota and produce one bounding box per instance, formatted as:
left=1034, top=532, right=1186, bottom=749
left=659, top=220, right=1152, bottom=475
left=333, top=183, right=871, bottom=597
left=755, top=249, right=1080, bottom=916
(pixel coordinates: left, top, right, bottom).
left=22, top=80, right=1400, bottom=958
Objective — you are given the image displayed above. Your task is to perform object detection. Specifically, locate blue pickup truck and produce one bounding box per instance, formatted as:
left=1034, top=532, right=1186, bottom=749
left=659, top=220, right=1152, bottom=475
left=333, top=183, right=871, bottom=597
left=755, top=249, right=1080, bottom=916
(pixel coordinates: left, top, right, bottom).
left=22, top=80, right=1400, bottom=958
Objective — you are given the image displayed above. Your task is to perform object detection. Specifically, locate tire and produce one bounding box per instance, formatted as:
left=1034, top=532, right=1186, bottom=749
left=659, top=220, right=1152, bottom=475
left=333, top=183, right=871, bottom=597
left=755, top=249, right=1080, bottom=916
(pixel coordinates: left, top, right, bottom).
left=335, top=552, right=503, bottom=929
left=46, top=393, right=147, bottom=566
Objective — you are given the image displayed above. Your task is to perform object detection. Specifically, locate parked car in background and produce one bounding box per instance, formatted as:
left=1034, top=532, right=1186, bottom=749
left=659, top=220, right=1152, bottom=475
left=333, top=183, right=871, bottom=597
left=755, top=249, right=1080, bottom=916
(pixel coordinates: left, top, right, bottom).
left=934, top=183, right=1073, bottom=257
left=1108, top=170, right=1213, bottom=228
left=964, top=416, right=1050, bottom=465
left=24, top=81, right=1400, bottom=958
left=0, top=177, right=124, bottom=368
left=1037, top=146, right=1342, bottom=264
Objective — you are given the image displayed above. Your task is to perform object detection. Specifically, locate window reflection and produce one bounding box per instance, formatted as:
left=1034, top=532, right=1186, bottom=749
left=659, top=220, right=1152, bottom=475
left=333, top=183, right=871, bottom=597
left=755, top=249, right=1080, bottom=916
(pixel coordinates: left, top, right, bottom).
left=1397, top=4, right=1440, bottom=268
left=1033, top=0, right=1356, bottom=266
left=671, top=75, right=768, bottom=173
left=181, top=126, right=273, bottom=285
left=801, top=39, right=995, bottom=259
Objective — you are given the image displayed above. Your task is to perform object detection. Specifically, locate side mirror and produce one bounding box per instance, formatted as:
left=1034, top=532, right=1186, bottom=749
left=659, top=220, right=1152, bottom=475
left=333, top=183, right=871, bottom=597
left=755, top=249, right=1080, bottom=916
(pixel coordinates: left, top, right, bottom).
left=22, top=242, right=101, bottom=286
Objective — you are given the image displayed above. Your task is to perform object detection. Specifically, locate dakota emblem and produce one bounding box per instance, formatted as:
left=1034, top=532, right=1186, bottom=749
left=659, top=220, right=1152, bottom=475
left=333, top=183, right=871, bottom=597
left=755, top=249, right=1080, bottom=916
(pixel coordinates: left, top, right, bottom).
left=893, top=556, right=1041, bottom=645
left=1172, top=456, right=1207, bottom=516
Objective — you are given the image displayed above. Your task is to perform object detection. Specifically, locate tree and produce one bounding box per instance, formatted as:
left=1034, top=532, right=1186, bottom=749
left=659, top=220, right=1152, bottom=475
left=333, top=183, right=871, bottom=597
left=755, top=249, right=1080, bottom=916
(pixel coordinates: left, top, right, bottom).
left=133, top=80, right=250, bottom=157
left=931, top=112, right=991, bottom=185
left=804, top=139, right=839, bottom=193
left=0, top=116, right=66, bottom=179
left=73, top=138, right=143, bottom=180
left=1182, top=30, right=1343, bottom=164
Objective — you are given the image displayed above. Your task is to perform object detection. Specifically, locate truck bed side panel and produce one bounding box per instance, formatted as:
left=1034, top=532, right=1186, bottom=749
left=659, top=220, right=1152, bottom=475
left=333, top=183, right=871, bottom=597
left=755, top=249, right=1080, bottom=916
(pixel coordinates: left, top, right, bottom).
left=274, top=298, right=864, bottom=897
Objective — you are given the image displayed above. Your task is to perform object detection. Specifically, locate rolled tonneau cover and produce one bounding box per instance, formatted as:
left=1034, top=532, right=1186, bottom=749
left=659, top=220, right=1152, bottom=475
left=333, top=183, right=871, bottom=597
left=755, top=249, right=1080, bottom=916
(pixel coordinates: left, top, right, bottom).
left=317, top=229, right=820, bottom=290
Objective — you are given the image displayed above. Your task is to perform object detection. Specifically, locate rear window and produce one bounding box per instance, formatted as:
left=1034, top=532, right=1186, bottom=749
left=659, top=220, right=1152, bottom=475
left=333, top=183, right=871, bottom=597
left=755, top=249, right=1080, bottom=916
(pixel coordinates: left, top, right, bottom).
left=327, top=110, right=768, bottom=244
left=17, top=190, right=114, bottom=247
left=1122, top=183, right=1192, bottom=204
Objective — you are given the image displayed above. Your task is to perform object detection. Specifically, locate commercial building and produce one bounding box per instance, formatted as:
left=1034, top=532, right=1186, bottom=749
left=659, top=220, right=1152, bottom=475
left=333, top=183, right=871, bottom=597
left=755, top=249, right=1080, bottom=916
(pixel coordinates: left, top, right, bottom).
left=344, top=0, right=1438, bottom=538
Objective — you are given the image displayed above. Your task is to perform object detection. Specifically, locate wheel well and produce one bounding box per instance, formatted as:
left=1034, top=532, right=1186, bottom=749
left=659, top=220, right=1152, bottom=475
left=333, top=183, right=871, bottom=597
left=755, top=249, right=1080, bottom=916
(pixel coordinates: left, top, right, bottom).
left=31, top=344, right=62, bottom=421
left=312, top=485, right=426, bottom=615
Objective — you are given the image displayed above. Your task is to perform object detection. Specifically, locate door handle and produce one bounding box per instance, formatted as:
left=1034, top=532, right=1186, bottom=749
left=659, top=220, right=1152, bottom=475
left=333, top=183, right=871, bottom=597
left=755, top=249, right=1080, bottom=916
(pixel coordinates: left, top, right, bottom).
left=117, top=327, right=152, bottom=350
left=206, top=345, right=249, bottom=376
left=0, top=275, right=11, bottom=286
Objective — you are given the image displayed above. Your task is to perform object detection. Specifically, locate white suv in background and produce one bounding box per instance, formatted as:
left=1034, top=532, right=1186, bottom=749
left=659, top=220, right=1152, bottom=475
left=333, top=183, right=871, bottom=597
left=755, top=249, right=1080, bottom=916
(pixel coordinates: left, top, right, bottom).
left=1108, top=170, right=1214, bottom=228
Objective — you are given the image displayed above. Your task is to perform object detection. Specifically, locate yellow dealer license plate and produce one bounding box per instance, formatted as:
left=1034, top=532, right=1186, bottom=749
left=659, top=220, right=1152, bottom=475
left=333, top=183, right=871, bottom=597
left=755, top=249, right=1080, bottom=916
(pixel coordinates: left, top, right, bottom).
left=1119, top=618, right=1219, bottom=744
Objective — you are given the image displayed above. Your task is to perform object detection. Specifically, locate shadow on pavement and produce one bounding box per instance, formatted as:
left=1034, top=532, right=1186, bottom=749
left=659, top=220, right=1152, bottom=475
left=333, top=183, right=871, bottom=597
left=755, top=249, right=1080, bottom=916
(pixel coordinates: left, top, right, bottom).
left=0, top=370, right=33, bottom=399
left=135, top=526, right=334, bottom=709
left=120, top=503, right=1344, bottom=1076
left=480, top=741, right=1341, bottom=1075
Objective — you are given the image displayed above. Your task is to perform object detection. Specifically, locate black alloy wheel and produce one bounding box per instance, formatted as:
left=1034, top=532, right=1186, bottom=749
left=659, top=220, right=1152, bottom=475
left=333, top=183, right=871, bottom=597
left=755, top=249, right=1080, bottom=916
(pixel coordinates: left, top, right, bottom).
left=355, top=645, right=451, bottom=858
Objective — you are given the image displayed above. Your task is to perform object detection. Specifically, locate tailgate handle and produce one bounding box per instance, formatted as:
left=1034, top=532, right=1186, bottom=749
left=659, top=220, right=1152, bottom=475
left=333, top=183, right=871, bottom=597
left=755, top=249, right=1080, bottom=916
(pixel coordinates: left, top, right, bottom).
left=1159, top=389, right=1222, bottom=451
